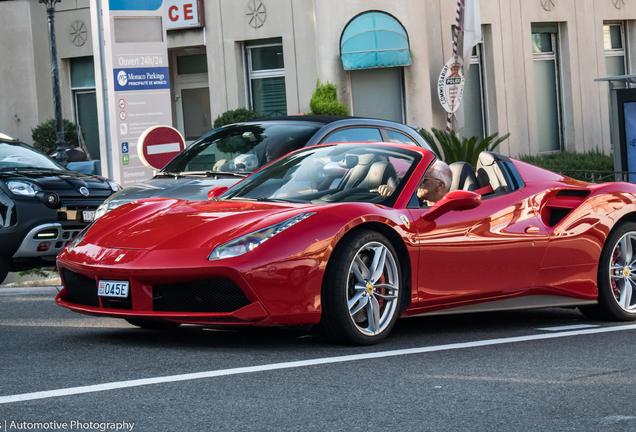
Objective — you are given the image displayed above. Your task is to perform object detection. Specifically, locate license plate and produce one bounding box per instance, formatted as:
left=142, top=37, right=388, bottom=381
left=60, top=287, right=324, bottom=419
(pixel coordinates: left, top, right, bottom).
left=98, top=280, right=129, bottom=298
left=83, top=210, right=96, bottom=222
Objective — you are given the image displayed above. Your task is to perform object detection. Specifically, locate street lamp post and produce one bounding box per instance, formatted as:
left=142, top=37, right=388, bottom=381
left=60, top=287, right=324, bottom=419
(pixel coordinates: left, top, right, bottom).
left=40, top=0, right=68, bottom=164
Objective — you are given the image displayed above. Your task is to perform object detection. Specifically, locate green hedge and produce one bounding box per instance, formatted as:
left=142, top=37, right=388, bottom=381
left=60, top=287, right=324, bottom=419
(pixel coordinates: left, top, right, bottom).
left=516, top=149, right=615, bottom=182
left=309, top=80, right=349, bottom=116
left=213, top=108, right=261, bottom=129
left=31, top=119, right=81, bottom=155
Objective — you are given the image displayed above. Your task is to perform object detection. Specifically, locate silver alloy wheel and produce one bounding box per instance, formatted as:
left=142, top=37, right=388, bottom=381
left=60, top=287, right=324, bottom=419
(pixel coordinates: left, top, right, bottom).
left=609, top=231, right=636, bottom=312
left=347, top=241, right=399, bottom=336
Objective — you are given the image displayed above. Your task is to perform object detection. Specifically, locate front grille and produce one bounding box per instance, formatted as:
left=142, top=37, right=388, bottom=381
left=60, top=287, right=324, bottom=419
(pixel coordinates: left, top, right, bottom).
left=102, top=298, right=133, bottom=310
left=65, top=204, right=99, bottom=213
left=61, top=268, right=99, bottom=307
left=57, top=203, right=99, bottom=222
left=153, top=278, right=250, bottom=313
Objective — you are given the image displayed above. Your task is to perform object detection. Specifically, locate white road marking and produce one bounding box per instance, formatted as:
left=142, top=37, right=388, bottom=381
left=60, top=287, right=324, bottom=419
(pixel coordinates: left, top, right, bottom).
left=536, top=324, right=600, bottom=331
left=1, top=323, right=635, bottom=405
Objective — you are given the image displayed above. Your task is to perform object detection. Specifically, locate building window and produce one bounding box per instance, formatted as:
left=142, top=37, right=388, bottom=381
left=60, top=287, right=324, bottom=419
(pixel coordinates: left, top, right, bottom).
left=604, top=22, right=628, bottom=147
left=245, top=38, right=287, bottom=117
left=70, top=56, right=100, bottom=160
left=172, top=52, right=211, bottom=143
left=532, top=23, right=562, bottom=152
left=462, top=43, right=487, bottom=141
left=604, top=22, right=628, bottom=85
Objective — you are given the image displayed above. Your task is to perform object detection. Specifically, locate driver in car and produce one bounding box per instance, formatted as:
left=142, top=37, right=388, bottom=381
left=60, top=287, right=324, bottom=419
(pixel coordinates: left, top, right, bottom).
left=378, top=159, right=452, bottom=206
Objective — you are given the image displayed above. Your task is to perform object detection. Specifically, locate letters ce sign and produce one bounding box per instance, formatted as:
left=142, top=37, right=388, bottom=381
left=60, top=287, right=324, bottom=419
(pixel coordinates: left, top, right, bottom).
left=166, top=0, right=205, bottom=30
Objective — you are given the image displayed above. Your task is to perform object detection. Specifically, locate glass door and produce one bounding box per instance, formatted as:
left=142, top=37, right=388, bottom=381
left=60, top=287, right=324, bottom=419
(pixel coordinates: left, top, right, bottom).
left=175, top=83, right=212, bottom=145
left=532, top=24, right=562, bottom=153
left=173, top=52, right=211, bottom=145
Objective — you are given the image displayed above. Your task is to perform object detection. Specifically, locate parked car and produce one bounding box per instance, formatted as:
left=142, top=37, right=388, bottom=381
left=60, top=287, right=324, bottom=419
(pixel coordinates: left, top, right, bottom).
left=95, top=115, right=430, bottom=218
left=0, top=133, right=121, bottom=284
left=56, top=142, right=636, bottom=344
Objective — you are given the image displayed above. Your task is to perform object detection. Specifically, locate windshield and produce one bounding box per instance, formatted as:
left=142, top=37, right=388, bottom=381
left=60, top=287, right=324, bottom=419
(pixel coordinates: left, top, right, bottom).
left=0, top=142, right=65, bottom=171
left=222, top=143, right=421, bottom=205
left=161, top=122, right=323, bottom=175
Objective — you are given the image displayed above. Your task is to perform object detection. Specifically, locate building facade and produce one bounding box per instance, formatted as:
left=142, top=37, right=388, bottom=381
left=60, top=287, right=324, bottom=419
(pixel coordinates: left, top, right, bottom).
left=0, top=0, right=634, bottom=182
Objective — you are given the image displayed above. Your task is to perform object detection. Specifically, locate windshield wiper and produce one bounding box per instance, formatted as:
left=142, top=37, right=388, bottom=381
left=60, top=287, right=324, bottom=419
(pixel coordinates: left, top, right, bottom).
left=256, top=197, right=295, bottom=203
left=180, top=170, right=248, bottom=178
left=154, top=171, right=185, bottom=179
left=1, top=166, right=60, bottom=171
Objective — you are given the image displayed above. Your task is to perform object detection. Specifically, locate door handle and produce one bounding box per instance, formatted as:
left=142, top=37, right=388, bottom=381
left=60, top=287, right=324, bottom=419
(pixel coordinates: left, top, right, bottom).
left=525, top=225, right=540, bottom=234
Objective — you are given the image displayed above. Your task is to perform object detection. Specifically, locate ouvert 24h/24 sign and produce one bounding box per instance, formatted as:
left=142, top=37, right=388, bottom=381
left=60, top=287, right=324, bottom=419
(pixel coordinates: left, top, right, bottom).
left=102, top=0, right=172, bottom=187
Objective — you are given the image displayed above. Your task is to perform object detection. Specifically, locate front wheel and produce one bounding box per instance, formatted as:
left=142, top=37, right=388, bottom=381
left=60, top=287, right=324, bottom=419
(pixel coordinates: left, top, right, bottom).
left=580, top=222, right=636, bottom=321
left=320, top=230, right=401, bottom=345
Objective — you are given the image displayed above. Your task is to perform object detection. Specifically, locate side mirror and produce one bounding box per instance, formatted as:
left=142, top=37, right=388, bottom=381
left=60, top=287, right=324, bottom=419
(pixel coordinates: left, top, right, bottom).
left=207, top=186, right=229, bottom=200
left=422, top=190, right=481, bottom=222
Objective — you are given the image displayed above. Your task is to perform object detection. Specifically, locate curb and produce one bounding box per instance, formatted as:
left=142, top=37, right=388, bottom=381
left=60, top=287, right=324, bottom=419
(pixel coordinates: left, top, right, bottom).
left=0, top=277, right=62, bottom=289
left=0, top=286, right=61, bottom=295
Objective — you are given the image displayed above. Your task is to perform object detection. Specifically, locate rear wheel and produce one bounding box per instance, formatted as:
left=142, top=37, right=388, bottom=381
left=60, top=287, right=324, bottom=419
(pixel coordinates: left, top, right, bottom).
left=320, top=230, right=401, bottom=345
left=580, top=222, right=636, bottom=321
left=125, top=318, right=181, bottom=329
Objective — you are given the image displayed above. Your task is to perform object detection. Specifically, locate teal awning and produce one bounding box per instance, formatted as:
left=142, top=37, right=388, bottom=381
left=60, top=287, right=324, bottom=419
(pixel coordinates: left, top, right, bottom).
left=340, top=12, right=411, bottom=70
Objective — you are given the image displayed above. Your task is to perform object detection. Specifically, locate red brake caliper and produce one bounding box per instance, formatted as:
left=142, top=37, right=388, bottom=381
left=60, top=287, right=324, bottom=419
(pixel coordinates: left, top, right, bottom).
left=612, top=246, right=621, bottom=298
left=376, top=274, right=386, bottom=310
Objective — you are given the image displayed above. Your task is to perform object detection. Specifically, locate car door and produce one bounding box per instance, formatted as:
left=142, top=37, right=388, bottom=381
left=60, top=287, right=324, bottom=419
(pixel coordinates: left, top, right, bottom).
left=407, top=189, right=551, bottom=310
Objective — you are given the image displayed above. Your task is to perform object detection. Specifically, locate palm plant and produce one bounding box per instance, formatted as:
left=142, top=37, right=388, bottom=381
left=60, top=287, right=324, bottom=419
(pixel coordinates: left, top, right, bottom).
left=419, top=128, right=510, bottom=167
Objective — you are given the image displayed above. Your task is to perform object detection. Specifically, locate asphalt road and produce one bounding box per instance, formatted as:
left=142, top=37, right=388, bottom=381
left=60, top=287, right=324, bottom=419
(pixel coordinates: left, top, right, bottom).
left=2, top=290, right=636, bottom=432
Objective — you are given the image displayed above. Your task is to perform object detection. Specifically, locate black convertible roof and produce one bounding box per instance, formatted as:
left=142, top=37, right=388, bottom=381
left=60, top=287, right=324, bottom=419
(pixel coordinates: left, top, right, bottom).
left=239, top=115, right=385, bottom=125
left=265, top=115, right=353, bottom=123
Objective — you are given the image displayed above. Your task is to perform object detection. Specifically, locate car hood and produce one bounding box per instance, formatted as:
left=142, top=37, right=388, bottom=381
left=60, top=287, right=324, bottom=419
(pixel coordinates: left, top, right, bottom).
left=83, top=198, right=313, bottom=250
left=1, top=169, right=112, bottom=191
left=104, top=176, right=242, bottom=207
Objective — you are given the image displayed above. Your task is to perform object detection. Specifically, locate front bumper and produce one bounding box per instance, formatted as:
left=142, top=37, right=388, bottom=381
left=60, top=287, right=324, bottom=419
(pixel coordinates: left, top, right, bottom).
left=56, top=266, right=271, bottom=325
left=12, top=223, right=84, bottom=258
left=55, top=254, right=323, bottom=326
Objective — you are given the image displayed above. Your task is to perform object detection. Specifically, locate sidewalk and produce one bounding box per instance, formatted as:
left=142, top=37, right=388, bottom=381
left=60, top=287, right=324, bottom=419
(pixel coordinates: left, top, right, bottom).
left=0, top=270, right=62, bottom=289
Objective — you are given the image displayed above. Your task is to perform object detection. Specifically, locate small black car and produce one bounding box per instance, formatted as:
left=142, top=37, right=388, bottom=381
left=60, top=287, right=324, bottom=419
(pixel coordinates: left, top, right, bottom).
left=0, top=134, right=121, bottom=284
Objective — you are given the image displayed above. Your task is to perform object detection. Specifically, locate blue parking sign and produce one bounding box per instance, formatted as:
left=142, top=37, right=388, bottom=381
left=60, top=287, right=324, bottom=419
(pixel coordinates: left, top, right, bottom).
left=122, top=142, right=129, bottom=153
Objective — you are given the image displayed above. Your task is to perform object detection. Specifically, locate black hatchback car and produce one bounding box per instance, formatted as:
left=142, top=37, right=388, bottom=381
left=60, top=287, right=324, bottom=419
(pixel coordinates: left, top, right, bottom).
left=0, top=134, right=121, bottom=283
left=96, top=115, right=431, bottom=217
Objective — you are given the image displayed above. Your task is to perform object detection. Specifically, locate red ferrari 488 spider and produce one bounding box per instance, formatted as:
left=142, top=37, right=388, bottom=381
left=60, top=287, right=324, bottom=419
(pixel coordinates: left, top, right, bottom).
left=56, top=142, right=636, bottom=345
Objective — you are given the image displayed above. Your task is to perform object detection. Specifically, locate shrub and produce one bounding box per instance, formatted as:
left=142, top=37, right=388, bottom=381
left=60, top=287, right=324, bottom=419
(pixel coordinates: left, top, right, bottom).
left=419, top=128, right=510, bottom=167
left=309, top=80, right=349, bottom=116
left=31, top=119, right=81, bottom=155
left=213, top=108, right=261, bottom=129
left=517, top=149, right=615, bottom=182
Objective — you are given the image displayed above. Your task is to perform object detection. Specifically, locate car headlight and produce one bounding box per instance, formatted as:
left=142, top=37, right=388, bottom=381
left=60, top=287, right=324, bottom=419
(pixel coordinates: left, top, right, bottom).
left=108, top=180, right=122, bottom=192
left=95, top=202, right=109, bottom=219
left=6, top=181, right=40, bottom=196
left=209, top=212, right=315, bottom=261
left=95, top=200, right=124, bottom=219
left=67, top=223, right=93, bottom=253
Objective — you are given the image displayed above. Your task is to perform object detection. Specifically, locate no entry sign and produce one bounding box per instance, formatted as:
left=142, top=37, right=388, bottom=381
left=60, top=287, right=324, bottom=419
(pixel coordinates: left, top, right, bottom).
left=137, top=126, right=185, bottom=170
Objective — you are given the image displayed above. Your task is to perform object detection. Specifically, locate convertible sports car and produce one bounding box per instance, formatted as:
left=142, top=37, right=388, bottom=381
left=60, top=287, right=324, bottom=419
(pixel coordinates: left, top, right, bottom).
left=56, top=142, right=636, bottom=345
